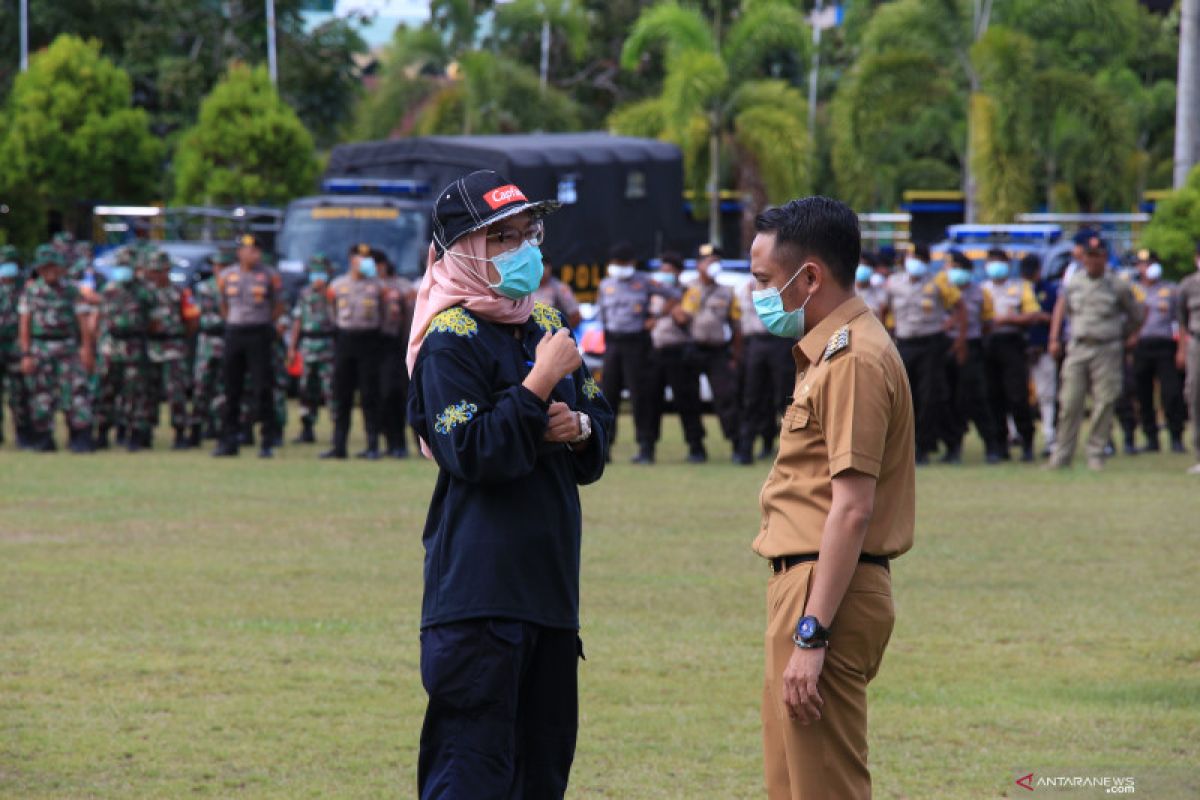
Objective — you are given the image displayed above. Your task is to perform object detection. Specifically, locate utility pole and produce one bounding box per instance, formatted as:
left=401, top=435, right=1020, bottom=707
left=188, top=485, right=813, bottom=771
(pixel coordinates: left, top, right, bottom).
left=266, top=0, right=278, bottom=85
left=808, top=0, right=823, bottom=141
left=1175, top=0, right=1200, bottom=188
left=19, top=0, right=29, bottom=72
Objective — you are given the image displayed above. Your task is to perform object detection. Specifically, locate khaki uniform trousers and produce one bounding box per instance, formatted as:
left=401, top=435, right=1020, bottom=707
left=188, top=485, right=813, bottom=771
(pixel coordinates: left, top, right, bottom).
left=1051, top=340, right=1124, bottom=465
left=1187, top=340, right=1200, bottom=460
left=763, top=561, right=895, bottom=800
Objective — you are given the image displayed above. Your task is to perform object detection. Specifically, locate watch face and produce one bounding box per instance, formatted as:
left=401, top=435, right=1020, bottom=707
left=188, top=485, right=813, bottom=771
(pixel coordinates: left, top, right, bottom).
left=797, top=617, right=817, bottom=640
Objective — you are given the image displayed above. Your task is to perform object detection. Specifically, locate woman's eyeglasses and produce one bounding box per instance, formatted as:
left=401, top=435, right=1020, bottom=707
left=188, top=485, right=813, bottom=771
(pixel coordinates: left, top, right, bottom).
left=485, top=221, right=544, bottom=250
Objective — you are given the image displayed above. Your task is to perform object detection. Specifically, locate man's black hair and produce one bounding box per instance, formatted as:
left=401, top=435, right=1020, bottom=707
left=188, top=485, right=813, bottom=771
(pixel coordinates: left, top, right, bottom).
left=912, top=242, right=931, bottom=262
left=754, top=197, right=861, bottom=288
left=659, top=250, right=684, bottom=270
left=609, top=242, right=636, bottom=264
left=1019, top=253, right=1041, bottom=280
left=987, top=247, right=1009, bottom=261
left=949, top=250, right=973, bottom=271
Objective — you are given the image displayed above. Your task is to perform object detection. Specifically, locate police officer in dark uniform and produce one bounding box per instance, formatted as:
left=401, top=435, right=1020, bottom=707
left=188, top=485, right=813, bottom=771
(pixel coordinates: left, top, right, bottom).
left=213, top=234, right=284, bottom=459
left=684, top=244, right=743, bottom=455
left=321, top=243, right=385, bottom=460
left=1131, top=251, right=1185, bottom=452
left=596, top=242, right=667, bottom=463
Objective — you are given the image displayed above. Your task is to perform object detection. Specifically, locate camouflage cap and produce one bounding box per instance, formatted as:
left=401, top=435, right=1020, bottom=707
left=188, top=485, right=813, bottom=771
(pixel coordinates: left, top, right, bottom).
left=34, top=244, right=66, bottom=268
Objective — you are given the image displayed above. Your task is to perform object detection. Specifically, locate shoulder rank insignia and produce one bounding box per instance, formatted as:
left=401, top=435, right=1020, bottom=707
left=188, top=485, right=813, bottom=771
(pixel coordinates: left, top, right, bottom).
left=823, top=326, right=851, bottom=362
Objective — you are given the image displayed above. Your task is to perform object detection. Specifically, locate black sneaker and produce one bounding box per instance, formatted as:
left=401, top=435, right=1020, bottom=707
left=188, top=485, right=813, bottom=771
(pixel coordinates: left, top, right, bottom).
left=387, top=447, right=409, bottom=459
left=630, top=447, right=655, bottom=465
left=356, top=448, right=381, bottom=461
left=212, top=441, right=239, bottom=457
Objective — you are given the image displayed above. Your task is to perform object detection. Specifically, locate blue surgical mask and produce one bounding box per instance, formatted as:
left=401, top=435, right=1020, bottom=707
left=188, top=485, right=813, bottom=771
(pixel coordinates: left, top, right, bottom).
left=0, top=262, right=18, bottom=279
left=904, top=257, right=927, bottom=277
left=1146, top=263, right=1163, bottom=281
left=110, top=266, right=133, bottom=283
left=948, top=267, right=972, bottom=287
left=357, top=257, right=377, bottom=278
left=309, top=272, right=328, bottom=285
left=489, top=241, right=545, bottom=300
left=855, top=265, right=873, bottom=284
left=656, top=271, right=678, bottom=286
left=985, top=261, right=1010, bottom=281
left=752, top=267, right=811, bottom=339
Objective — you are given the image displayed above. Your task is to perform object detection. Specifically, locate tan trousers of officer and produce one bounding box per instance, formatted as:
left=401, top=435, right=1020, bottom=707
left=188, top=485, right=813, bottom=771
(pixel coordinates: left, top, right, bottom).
left=1187, top=341, right=1200, bottom=460
left=1052, top=340, right=1124, bottom=464
left=763, top=561, right=895, bottom=800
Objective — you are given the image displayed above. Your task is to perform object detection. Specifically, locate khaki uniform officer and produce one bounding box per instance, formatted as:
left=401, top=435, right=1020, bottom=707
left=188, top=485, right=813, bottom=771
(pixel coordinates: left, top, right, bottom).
left=682, top=244, right=743, bottom=451
left=1047, top=237, right=1141, bottom=471
left=1178, top=245, right=1200, bottom=474
left=749, top=198, right=914, bottom=800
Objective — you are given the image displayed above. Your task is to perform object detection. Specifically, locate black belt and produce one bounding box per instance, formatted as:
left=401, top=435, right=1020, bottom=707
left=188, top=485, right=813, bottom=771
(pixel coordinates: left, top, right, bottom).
left=301, top=331, right=335, bottom=339
left=32, top=334, right=74, bottom=341
left=770, top=552, right=890, bottom=574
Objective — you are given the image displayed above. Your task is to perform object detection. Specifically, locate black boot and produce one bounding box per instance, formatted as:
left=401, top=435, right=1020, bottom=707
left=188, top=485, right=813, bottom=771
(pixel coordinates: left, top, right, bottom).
left=95, top=426, right=110, bottom=450
left=212, top=438, right=239, bottom=457
left=187, top=424, right=203, bottom=448
left=1123, top=435, right=1139, bottom=456
left=69, top=428, right=94, bottom=453
left=630, top=444, right=655, bottom=465
left=1171, top=436, right=1187, bottom=454
left=1143, top=435, right=1160, bottom=453
left=172, top=427, right=191, bottom=450
left=687, top=443, right=708, bottom=464
left=319, top=447, right=347, bottom=460
left=258, top=442, right=274, bottom=459
left=292, top=420, right=315, bottom=444
left=356, top=436, right=381, bottom=460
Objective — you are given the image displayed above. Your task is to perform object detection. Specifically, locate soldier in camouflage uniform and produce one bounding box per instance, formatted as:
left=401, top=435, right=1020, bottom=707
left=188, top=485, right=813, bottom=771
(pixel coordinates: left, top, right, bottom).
left=93, top=256, right=154, bottom=451
left=144, top=250, right=199, bottom=449
left=1, top=247, right=31, bottom=446
left=17, top=245, right=96, bottom=452
left=287, top=254, right=336, bottom=443
left=189, top=250, right=231, bottom=446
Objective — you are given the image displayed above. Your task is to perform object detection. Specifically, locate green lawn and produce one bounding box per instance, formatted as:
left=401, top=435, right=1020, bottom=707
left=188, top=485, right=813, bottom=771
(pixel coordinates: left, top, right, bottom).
left=2, top=410, right=1198, bottom=798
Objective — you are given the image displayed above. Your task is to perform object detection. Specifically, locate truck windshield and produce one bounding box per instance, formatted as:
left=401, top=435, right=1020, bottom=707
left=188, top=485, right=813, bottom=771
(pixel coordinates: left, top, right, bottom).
left=277, top=205, right=427, bottom=278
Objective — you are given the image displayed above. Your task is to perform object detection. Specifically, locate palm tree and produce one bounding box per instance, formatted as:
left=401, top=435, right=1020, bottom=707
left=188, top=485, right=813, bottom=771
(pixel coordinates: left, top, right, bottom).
left=610, top=0, right=812, bottom=249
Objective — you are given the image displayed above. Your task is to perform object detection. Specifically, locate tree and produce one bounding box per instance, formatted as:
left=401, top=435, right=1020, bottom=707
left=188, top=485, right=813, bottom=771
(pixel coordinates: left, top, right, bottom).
left=613, top=0, right=813, bottom=247
left=1141, top=164, right=1200, bottom=278
left=173, top=64, right=318, bottom=206
left=0, top=35, right=161, bottom=243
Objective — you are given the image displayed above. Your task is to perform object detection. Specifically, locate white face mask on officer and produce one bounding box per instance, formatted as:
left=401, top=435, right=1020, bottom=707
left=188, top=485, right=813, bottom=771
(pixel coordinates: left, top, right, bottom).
left=608, top=264, right=635, bottom=280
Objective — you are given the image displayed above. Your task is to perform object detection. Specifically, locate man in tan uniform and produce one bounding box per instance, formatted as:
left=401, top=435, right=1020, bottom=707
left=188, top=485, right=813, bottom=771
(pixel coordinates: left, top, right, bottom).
left=749, top=197, right=915, bottom=800
left=1178, top=242, right=1200, bottom=475
left=1046, top=237, right=1141, bottom=471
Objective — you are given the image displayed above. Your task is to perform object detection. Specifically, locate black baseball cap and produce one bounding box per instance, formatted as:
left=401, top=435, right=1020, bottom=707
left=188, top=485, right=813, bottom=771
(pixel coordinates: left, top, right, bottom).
left=432, top=170, right=560, bottom=257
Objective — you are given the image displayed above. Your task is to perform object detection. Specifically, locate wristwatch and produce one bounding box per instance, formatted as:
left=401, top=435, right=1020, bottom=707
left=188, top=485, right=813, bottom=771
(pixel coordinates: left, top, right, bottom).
left=568, top=412, right=592, bottom=444
left=793, top=615, right=830, bottom=649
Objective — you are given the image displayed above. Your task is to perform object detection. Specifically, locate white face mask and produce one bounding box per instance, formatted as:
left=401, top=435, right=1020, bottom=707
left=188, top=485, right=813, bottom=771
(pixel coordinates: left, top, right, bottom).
left=705, top=261, right=723, bottom=278
left=608, top=264, right=635, bottom=280
left=869, top=273, right=886, bottom=289
left=904, top=257, right=927, bottom=277
left=1146, top=263, right=1163, bottom=281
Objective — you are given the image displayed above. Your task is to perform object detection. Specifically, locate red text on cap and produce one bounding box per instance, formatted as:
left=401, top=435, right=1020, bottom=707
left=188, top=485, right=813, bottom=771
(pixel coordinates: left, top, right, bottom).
left=483, top=185, right=528, bottom=210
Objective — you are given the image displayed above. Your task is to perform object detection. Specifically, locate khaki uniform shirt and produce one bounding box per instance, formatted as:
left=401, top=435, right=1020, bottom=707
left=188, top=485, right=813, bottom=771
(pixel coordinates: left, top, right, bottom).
left=855, top=283, right=888, bottom=322
left=986, top=278, right=1039, bottom=336
left=219, top=266, right=281, bottom=326
left=960, top=282, right=993, bottom=341
left=329, top=275, right=383, bottom=331
left=753, top=296, right=916, bottom=560
left=886, top=271, right=960, bottom=339
left=649, top=286, right=689, bottom=349
left=1133, top=281, right=1178, bottom=341
left=683, top=282, right=741, bottom=346
left=1179, top=272, right=1200, bottom=337
left=1062, top=270, right=1140, bottom=343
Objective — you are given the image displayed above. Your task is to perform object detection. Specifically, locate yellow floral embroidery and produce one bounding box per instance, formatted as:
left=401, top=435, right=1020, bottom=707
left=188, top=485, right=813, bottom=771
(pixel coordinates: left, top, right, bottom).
left=582, top=376, right=600, bottom=400
left=434, top=400, right=479, bottom=435
left=428, top=307, right=478, bottom=337
left=530, top=302, right=565, bottom=333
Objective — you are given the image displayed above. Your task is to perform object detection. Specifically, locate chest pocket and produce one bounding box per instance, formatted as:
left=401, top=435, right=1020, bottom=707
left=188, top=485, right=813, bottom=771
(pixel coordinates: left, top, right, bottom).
left=784, top=404, right=811, bottom=432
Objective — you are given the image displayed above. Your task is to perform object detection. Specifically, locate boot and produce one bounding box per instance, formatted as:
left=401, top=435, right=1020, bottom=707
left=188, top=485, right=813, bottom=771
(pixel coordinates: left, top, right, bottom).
left=1171, top=436, right=1187, bottom=454
left=95, top=426, right=111, bottom=451
left=211, top=439, right=239, bottom=457
left=258, top=443, right=274, bottom=459
left=292, top=419, right=315, bottom=444
left=69, top=428, right=94, bottom=454
left=687, top=443, right=708, bottom=464
left=1123, top=435, right=1139, bottom=456
left=356, top=435, right=380, bottom=460
left=319, top=447, right=347, bottom=460
left=1143, top=435, right=1160, bottom=453
left=630, top=444, right=655, bottom=465
left=187, top=424, right=203, bottom=448
left=172, top=427, right=191, bottom=450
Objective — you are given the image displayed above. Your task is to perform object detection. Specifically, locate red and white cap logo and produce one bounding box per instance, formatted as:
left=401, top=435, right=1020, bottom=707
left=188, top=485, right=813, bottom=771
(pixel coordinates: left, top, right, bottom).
left=483, top=184, right=528, bottom=210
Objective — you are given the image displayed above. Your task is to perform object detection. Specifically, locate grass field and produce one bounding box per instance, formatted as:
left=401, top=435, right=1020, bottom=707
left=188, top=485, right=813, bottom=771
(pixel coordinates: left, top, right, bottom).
left=2, top=410, right=1199, bottom=798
